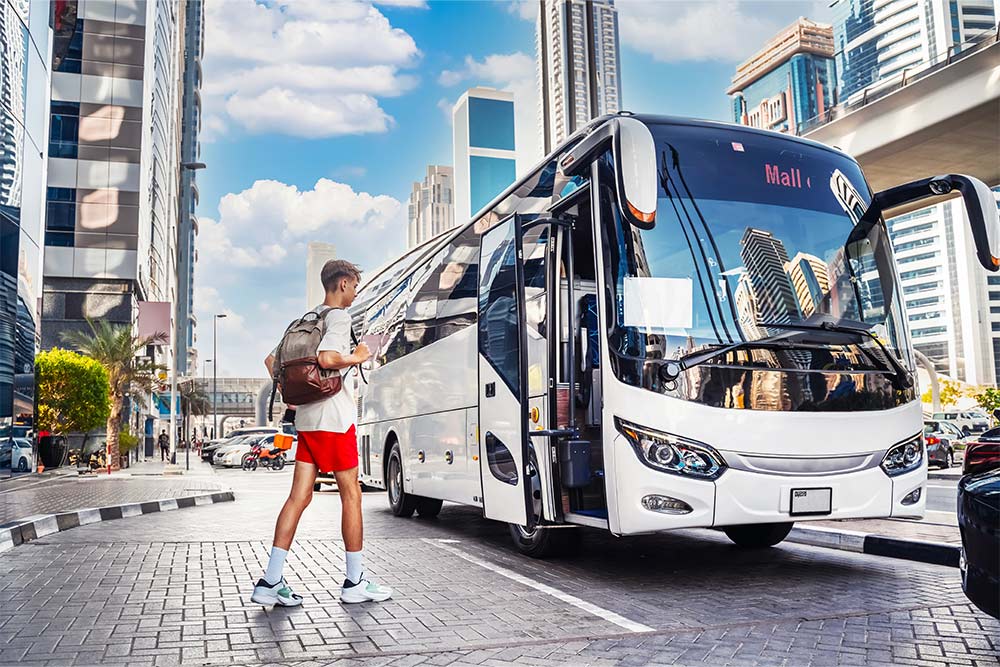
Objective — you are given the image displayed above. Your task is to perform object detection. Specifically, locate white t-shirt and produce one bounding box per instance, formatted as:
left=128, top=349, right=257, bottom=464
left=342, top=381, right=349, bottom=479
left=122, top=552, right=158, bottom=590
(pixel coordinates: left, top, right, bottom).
left=281, top=306, right=357, bottom=434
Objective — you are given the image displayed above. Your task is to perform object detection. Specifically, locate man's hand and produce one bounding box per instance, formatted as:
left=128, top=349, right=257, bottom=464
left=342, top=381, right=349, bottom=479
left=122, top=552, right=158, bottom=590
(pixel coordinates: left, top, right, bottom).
left=352, top=342, right=372, bottom=364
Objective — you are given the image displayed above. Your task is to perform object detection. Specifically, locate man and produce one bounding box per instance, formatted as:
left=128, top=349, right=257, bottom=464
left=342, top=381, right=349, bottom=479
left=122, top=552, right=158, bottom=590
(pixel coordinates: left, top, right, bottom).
left=251, top=259, right=391, bottom=607
left=158, top=430, right=169, bottom=462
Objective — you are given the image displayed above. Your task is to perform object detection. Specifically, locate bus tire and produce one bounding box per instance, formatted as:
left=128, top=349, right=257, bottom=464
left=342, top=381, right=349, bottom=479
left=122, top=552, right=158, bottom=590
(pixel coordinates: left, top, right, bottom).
left=387, top=442, right=418, bottom=518
left=723, top=522, right=793, bottom=548
left=416, top=497, right=443, bottom=518
left=508, top=523, right=581, bottom=558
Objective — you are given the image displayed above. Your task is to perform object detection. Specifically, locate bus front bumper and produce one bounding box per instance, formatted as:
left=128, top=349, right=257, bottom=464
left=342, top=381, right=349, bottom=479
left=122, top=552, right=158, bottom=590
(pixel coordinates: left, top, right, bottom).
left=612, top=437, right=926, bottom=535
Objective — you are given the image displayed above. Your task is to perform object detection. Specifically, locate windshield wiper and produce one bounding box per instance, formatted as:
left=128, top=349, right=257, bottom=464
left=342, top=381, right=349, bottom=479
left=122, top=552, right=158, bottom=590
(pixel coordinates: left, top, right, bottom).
left=760, top=321, right=913, bottom=389
left=658, top=333, right=808, bottom=383
left=658, top=321, right=913, bottom=390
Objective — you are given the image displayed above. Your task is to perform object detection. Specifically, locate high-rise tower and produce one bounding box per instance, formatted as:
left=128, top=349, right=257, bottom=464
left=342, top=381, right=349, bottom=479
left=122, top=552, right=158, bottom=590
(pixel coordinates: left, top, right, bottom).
left=537, top=0, right=622, bottom=154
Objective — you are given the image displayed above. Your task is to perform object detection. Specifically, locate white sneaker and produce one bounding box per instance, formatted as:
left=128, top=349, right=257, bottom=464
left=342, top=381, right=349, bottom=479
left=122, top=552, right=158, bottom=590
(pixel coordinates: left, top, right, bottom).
left=250, top=577, right=304, bottom=607
left=340, top=573, right=393, bottom=604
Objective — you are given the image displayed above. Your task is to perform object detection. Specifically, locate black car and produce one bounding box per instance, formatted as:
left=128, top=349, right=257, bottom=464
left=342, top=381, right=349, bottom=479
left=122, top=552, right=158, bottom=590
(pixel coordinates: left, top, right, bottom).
left=958, top=437, right=1000, bottom=619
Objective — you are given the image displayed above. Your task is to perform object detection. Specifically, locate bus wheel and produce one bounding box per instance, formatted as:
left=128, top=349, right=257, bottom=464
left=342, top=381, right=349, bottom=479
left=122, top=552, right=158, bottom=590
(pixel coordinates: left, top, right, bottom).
left=508, top=523, right=580, bottom=558
left=387, top=442, right=418, bottom=518
left=416, top=497, right=443, bottom=518
left=723, top=522, right=793, bottom=548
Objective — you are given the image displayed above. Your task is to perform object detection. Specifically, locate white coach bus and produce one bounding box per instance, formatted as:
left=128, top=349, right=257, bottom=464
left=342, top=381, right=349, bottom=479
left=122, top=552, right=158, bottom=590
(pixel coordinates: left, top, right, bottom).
left=347, top=114, right=999, bottom=557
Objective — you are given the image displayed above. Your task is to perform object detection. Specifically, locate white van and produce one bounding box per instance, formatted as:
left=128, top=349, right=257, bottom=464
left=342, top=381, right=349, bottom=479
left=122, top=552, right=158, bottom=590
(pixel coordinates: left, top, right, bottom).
left=931, top=411, right=990, bottom=435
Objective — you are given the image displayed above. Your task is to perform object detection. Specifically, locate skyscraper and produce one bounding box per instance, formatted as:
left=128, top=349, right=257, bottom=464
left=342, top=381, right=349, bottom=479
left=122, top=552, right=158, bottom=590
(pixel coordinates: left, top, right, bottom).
left=1, top=0, right=51, bottom=475
left=453, top=88, right=517, bottom=222
left=785, top=251, right=832, bottom=317
left=407, top=166, right=454, bottom=249
left=831, top=0, right=997, bottom=101
left=176, top=0, right=205, bottom=376
left=41, top=0, right=183, bottom=348
left=537, top=0, right=622, bottom=154
left=739, top=228, right=802, bottom=331
left=306, top=242, right=337, bottom=308
left=728, top=18, right=837, bottom=135
left=829, top=0, right=999, bottom=384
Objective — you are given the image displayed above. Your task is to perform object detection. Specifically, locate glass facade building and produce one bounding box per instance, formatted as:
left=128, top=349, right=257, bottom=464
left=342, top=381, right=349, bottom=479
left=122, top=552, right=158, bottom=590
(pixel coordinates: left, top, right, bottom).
left=829, top=0, right=1000, bottom=384
left=729, top=19, right=837, bottom=135
left=1, top=0, right=51, bottom=476
left=831, top=0, right=997, bottom=101
left=452, top=88, right=517, bottom=223
left=176, top=0, right=205, bottom=376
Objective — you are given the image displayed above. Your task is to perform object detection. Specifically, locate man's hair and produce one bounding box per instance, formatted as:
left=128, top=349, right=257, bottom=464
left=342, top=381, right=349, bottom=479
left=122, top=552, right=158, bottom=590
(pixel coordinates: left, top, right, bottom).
left=320, top=259, right=362, bottom=294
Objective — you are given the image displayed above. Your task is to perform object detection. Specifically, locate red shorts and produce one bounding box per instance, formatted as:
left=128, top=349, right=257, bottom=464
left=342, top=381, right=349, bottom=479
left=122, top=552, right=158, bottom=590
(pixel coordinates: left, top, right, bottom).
left=295, top=426, right=358, bottom=473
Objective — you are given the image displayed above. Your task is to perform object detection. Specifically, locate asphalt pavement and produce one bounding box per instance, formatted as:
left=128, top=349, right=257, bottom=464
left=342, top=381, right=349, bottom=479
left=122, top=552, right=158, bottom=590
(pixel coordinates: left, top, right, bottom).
left=0, top=465, right=996, bottom=667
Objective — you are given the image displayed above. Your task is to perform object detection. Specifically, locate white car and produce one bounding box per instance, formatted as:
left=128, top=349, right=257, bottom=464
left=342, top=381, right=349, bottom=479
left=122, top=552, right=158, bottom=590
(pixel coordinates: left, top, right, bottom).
left=932, top=411, right=991, bottom=436
left=10, top=438, right=33, bottom=472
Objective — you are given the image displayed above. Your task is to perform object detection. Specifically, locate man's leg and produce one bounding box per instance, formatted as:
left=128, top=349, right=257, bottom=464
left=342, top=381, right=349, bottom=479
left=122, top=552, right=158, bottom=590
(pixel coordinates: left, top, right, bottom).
left=273, top=460, right=318, bottom=550
left=336, top=466, right=392, bottom=603
left=334, top=466, right=362, bottom=553
left=251, top=460, right=317, bottom=607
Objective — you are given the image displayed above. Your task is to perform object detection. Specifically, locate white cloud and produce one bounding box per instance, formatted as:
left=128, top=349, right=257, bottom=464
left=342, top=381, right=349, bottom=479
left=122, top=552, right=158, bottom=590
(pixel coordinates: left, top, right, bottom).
left=193, top=179, right=406, bottom=377
left=507, top=0, right=538, bottom=22
left=439, top=52, right=542, bottom=173
left=617, top=0, right=832, bottom=63
left=202, top=0, right=420, bottom=138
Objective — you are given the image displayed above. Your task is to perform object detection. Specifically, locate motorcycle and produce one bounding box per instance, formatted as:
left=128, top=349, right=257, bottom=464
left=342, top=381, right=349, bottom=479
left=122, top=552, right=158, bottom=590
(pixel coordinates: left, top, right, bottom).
left=242, top=439, right=287, bottom=471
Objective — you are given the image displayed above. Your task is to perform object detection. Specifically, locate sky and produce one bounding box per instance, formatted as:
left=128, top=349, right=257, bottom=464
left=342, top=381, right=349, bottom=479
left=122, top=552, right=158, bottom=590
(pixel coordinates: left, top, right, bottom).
left=194, top=0, right=830, bottom=378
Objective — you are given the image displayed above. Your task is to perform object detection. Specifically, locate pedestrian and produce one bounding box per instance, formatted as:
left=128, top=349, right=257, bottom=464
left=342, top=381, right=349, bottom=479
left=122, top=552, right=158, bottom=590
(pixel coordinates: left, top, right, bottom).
left=251, top=259, right=391, bottom=607
left=158, top=429, right=169, bottom=462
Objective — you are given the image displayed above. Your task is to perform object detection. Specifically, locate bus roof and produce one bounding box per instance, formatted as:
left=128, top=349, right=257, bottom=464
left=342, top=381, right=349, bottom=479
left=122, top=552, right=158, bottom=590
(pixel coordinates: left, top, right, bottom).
left=359, top=113, right=856, bottom=294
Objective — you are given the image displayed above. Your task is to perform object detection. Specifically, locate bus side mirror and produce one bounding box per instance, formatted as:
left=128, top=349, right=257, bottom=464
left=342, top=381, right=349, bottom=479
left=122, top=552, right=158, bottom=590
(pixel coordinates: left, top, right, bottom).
left=875, top=174, right=999, bottom=272
left=614, top=117, right=657, bottom=230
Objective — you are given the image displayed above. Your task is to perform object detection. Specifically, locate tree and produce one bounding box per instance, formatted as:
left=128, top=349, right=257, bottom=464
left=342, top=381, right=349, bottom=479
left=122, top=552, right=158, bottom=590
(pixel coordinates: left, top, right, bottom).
left=973, top=387, right=1000, bottom=424
left=61, top=320, right=166, bottom=470
left=36, top=349, right=110, bottom=442
left=921, top=379, right=967, bottom=408
left=179, top=381, right=210, bottom=448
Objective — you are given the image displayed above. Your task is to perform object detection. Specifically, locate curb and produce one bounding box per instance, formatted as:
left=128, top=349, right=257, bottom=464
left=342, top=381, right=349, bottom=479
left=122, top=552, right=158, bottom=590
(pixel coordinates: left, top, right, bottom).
left=788, top=524, right=960, bottom=567
left=928, top=470, right=962, bottom=480
left=0, top=490, right=235, bottom=553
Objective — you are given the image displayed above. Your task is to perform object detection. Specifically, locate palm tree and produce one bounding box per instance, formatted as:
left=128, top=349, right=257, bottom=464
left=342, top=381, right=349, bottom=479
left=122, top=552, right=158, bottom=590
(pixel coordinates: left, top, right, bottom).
left=179, top=381, right=210, bottom=446
left=61, top=320, right=167, bottom=470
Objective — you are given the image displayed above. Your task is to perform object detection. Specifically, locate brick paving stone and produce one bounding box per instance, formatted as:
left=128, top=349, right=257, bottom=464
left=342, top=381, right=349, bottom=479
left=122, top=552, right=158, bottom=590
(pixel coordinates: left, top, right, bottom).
left=0, top=470, right=996, bottom=667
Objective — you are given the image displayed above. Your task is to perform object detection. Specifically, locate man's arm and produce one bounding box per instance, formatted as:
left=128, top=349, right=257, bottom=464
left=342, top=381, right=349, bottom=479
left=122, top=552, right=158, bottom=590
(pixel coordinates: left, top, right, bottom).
left=264, top=353, right=275, bottom=376
left=318, top=345, right=369, bottom=370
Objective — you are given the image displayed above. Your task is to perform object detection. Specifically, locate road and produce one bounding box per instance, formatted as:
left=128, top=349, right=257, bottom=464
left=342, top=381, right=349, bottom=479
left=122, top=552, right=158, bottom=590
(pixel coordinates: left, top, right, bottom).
left=0, top=465, right=996, bottom=667
left=927, top=476, right=958, bottom=513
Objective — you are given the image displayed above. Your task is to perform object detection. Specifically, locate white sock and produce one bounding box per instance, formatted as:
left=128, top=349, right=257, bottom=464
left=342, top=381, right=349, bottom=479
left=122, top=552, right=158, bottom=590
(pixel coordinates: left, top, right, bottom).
left=346, top=549, right=363, bottom=584
left=264, top=546, right=288, bottom=585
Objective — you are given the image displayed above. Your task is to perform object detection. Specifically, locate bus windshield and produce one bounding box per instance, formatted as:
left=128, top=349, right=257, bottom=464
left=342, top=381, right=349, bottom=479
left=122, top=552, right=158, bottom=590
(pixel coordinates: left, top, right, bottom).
left=602, top=123, right=914, bottom=406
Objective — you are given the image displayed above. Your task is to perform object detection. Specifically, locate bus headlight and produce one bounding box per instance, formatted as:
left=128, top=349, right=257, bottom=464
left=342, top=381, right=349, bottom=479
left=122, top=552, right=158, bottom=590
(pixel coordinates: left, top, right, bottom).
left=880, top=435, right=923, bottom=477
left=614, top=417, right=726, bottom=480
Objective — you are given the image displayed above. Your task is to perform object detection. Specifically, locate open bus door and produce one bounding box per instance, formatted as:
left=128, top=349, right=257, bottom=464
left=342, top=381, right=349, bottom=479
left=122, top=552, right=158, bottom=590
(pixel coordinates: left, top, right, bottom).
left=476, top=214, right=534, bottom=527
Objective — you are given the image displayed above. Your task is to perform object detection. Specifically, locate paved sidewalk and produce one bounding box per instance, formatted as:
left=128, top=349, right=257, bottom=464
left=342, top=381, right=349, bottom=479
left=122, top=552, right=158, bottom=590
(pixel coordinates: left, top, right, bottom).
left=812, top=516, right=960, bottom=544
left=0, top=470, right=996, bottom=667
left=0, top=460, right=226, bottom=526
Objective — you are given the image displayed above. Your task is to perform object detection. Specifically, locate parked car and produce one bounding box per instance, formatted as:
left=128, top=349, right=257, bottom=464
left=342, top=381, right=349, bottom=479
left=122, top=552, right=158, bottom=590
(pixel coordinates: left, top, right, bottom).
left=203, top=435, right=252, bottom=462
left=958, top=437, right=1000, bottom=619
left=10, top=438, right=33, bottom=472
left=932, top=411, right=991, bottom=436
left=923, top=421, right=958, bottom=468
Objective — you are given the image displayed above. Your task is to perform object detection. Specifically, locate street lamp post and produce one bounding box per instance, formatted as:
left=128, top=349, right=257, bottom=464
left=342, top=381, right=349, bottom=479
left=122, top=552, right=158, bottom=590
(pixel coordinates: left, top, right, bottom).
left=213, top=314, right=226, bottom=439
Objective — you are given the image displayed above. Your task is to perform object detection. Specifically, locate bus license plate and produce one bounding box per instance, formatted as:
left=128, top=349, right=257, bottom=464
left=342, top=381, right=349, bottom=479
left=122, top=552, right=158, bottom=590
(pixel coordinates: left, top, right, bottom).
left=790, top=488, right=832, bottom=516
